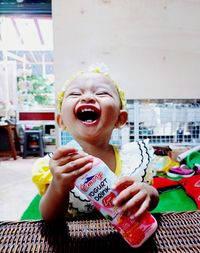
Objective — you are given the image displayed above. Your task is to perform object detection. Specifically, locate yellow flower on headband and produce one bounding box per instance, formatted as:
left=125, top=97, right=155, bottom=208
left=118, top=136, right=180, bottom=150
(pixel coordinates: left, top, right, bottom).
left=92, top=67, right=101, bottom=74
left=57, top=91, right=65, bottom=113
left=115, top=85, right=126, bottom=109
left=56, top=64, right=127, bottom=113
left=89, top=63, right=109, bottom=75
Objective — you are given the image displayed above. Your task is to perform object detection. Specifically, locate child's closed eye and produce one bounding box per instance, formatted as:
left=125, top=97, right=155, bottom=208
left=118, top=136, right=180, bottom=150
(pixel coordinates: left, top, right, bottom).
left=96, top=91, right=111, bottom=96
left=66, top=92, right=82, bottom=97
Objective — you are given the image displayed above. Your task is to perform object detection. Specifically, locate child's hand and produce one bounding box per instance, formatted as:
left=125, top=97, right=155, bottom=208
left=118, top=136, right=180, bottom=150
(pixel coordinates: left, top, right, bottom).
left=49, top=147, right=93, bottom=195
left=112, top=177, right=156, bottom=219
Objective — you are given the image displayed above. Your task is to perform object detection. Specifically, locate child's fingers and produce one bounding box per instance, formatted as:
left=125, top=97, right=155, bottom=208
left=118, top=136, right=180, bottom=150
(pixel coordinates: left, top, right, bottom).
left=112, top=184, right=139, bottom=206
left=117, top=190, right=147, bottom=215
left=61, top=155, right=93, bottom=174
left=52, top=147, right=78, bottom=160
left=112, top=176, right=134, bottom=191
left=56, top=152, right=86, bottom=166
left=113, top=183, right=149, bottom=213
left=51, top=161, right=93, bottom=193
left=67, top=162, right=93, bottom=179
left=132, top=199, right=150, bottom=219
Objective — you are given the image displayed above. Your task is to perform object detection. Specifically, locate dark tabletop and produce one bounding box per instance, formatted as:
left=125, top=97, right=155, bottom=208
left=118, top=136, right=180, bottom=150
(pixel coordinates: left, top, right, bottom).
left=1, top=211, right=200, bottom=253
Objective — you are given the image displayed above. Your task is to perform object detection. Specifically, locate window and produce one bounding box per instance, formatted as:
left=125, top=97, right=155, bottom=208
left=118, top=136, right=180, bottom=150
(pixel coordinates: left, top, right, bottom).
left=0, top=1, right=54, bottom=115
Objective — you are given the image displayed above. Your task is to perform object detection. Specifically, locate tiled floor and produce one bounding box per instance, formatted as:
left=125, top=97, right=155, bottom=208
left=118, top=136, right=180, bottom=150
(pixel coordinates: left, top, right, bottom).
left=0, top=156, right=38, bottom=221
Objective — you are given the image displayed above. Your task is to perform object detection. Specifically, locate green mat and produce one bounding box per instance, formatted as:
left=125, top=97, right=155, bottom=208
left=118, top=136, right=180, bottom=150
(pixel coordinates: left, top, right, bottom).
left=152, top=188, right=197, bottom=213
left=20, top=188, right=198, bottom=220
left=20, top=194, right=42, bottom=220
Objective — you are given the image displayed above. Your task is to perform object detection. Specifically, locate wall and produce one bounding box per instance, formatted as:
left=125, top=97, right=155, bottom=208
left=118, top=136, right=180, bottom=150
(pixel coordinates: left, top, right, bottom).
left=52, top=0, right=200, bottom=99
left=0, top=62, right=17, bottom=116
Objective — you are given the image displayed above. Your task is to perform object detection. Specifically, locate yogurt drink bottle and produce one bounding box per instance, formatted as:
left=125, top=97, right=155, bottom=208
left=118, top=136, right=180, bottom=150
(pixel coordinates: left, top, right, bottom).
left=75, top=156, right=158, bottom=248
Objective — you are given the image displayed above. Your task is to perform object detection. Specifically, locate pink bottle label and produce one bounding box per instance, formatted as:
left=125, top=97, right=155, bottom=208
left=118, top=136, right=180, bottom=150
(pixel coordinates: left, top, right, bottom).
left=75, top=157, right=157, bottom=248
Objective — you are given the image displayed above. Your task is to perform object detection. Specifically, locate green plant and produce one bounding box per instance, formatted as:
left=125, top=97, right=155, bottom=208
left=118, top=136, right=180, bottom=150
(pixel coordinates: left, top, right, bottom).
left=17, top=74, right=55, bottom=107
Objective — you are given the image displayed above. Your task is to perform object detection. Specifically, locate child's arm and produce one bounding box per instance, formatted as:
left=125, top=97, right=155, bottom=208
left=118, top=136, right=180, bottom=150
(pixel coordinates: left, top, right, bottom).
left=39, top=147, right=93, bottom=221
left=112, top=177, right=159, bottom=219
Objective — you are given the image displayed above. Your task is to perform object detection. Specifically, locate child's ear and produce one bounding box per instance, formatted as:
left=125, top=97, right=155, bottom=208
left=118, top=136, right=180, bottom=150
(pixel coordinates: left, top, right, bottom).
left=115, top=110, right=128, bottom=129
left=56, top=114, right=68, bottom=131
left=56, top=114, right=64, bottom=129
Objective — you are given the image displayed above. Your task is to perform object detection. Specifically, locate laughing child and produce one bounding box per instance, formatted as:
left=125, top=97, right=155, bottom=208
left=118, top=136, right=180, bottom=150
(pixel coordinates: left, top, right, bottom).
left=32, top=66, right=159, bottom=221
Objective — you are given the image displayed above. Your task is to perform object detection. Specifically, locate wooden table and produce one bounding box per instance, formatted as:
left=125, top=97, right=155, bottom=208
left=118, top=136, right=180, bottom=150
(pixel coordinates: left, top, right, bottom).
left=0, top=124, right=20, bottom=160
left=0, top=211, right=200, bottom=253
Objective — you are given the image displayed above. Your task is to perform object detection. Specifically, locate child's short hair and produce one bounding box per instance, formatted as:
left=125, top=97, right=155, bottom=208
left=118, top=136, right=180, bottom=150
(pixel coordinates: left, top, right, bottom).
left=57, top=64, right=126, bottom=113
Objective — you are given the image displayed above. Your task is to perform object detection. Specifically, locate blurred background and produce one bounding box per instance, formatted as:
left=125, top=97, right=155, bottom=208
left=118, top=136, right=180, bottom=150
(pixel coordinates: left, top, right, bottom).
left=1, top=0, right=200, bottom=220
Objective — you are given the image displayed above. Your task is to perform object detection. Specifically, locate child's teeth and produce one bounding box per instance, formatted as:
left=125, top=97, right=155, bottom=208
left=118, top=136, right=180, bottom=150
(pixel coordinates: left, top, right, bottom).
left=81, top=108, right=94, bottom=112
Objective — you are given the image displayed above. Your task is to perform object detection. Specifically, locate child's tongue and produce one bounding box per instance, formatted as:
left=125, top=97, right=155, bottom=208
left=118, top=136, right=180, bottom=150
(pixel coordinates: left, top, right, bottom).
left=76, top=105, right=100, bottom=123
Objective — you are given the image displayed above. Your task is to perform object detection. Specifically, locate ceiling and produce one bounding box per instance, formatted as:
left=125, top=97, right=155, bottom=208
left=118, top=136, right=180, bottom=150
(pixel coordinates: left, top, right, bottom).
left=0, top=15, right=53, bottom=50
left=0, top=15, right=54, bottom=75
left=0, top=0, right=53, bottom=69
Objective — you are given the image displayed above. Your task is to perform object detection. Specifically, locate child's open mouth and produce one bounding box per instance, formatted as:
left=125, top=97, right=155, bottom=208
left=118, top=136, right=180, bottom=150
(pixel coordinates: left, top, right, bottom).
left=75, top=105, right=101, bottom=123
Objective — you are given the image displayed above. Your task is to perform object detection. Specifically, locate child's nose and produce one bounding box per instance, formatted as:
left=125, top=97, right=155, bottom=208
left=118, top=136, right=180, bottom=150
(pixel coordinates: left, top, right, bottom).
left=81, top=92, right=96, bottom=103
